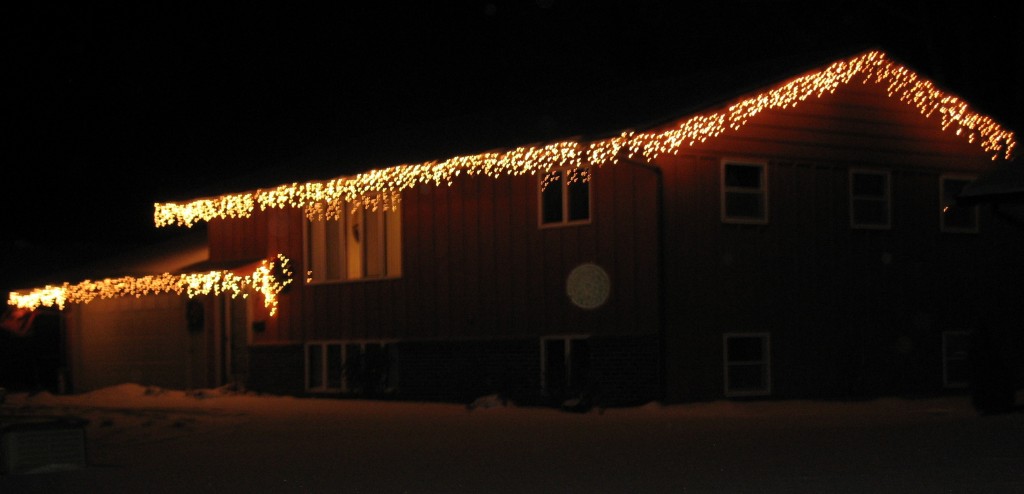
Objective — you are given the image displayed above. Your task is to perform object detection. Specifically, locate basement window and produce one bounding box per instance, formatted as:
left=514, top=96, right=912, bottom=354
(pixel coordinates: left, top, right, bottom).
left=305, top=340, right=398, bottom=396
left=541, top=335, right=591, bottom=399
left=724, top=333, right=771, bottom=397
left=942, top=331, right=970, bottom=389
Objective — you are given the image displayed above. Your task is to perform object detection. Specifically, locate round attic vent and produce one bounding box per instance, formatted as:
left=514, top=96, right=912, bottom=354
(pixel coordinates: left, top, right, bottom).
left=566, top=263, right=610, bottom=310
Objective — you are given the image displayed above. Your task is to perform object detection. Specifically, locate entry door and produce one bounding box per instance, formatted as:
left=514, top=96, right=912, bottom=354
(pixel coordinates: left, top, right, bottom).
left=217, top=295, right=250, bottom=387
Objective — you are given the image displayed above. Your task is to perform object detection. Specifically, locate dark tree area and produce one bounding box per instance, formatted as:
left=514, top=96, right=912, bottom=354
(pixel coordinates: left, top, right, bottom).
left=969, top=321, right=1018, bottom=415
left=0, top=309, right=63, bottom=393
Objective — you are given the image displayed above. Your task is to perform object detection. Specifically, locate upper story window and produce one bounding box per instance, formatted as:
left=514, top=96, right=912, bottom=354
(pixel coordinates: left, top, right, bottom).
left=305, top=202, right=402, bottom=283
left=849, top=169, right=891, bottom=229
left=940, top=175, right=978, bottom=233
left=721, top=160, right=768, bottom=224
left=540, top=168, right=590, bottom=227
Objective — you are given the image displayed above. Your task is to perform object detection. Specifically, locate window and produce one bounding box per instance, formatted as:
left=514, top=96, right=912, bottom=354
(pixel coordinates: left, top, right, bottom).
left=942, top=331, right=970, bottom=388
left=940, top=175, right=978, bottom=233
left=850, top=169, right=891, bottom=229
left=724, top=333, right=771, bottom=397
left=306, top=201, right=401, bottom=283
left=541, top=335, right=590, bottom=399
left=540, top=168, right=590, bottom=226
left=305, top=340, right=397, bottom=395
left=721, top=161, right=767, bottom=223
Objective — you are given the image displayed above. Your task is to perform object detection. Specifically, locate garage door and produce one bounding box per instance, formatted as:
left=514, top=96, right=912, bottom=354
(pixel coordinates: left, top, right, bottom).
left=73, top=293, right=201, bottom=392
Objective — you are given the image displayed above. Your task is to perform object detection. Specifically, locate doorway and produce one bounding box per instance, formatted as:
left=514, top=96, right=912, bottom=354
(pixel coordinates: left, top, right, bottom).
left=215, top=294, right=251, bottom=389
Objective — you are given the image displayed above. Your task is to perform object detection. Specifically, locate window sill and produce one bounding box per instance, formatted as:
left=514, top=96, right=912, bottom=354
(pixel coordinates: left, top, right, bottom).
left=305, top=276, right=402, bottom=286
left=539, top=219, right=592, bottom=229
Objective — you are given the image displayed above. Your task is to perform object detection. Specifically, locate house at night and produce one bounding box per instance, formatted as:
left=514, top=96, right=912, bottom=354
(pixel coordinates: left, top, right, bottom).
left=8, top=49, right=1024, bottom=407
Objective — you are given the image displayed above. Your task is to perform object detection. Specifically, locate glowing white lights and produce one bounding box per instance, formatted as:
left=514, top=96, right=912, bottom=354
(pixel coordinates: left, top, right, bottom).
left=8, top=254, right=294, bottom=316
left=152, top=50, right=1016, bottom=229
left=17, top=51, right=1016, bottom=319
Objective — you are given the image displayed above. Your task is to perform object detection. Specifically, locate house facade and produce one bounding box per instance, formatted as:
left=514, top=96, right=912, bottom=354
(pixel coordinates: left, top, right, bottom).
left=210, top=158, right=663, bottom=405
left=11, top=50, right=1024, bottom=406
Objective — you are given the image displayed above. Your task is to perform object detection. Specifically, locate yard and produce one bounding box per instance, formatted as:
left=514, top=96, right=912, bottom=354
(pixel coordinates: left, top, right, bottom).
left=2, top=384, right=1022, bottom=493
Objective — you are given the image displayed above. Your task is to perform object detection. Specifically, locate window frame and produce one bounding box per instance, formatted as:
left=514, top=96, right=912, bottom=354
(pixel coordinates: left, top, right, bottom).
left=723, top=332, right=772, bottom=397
left=304, top=200, right=402, bottom=285
left=539, top=334, right=590, bottom=396
left=538, top=167, right=593, bottom=228
left=720, top=160, right=769, bottom=224
left=942, top=330, right=970, bottom=389
left=304, top=339, right=398, bottom=394
left=849, top=168, right=892, bottom=229
left=939, top=174, right=979, bottom=234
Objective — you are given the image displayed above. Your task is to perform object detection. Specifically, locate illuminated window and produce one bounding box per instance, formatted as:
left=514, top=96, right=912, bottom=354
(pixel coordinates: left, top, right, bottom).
left=942, top=331, right=970, bottom=388
left=541, top=335, right=590, bottom=399
left=540, top=168, right=590, bottom=226
left=721, top=161, right=768, bottom=224
left=724, top=333, right=771, bottom=397
left=306, top=201, right=401, bottom=282
left=940, top=175, right=978, bottom=233
left=305, top=340, right=397, bottom=395
left=849, top=169, right=891, bottom=229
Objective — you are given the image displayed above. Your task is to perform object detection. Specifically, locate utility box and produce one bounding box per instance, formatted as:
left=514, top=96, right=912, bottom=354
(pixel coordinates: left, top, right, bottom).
left=1, top=416, right=88, bottom=475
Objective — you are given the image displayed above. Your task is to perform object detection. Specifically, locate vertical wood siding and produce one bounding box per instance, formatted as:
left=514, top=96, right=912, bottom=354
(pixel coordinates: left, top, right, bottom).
left=204, top=75, right=1022, bottom=402
left=209, top=162, right=660, bottom=343
left=655, top=78, right=1024, bottom=401
left=646, top=79, right=997, bottom=171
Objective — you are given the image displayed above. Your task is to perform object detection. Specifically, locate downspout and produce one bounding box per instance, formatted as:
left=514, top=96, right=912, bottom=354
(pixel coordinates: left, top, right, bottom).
left=58, top=309, right=68, bottom=394
left=620, top=156, right=667, bottom=403
left=651, top=163, right=667, bottom=403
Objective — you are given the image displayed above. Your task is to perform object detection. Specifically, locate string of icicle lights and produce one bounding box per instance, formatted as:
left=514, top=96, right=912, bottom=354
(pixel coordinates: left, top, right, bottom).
left=154, top=50, right=1016, bottom=228
left=8, top=255, right=294, bottom=316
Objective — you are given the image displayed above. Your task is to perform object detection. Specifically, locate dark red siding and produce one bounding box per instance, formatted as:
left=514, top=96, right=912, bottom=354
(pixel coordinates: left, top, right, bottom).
left=208, top=163, right=661, bottom=345
left=654, top=78, right=1024, bottom=401
left=646, top=79, right=998, bottom=171
left=205, top=75, right=1023, bottom=403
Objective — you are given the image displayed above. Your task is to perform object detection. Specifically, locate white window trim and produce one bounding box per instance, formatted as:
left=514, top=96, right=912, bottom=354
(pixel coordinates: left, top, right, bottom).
left=939, top=174, right=979, bottom=234
left=942, top=330, right=970, bottom=389
left=304, top=339, right=396, bottom=393
left=538, top=167, right=593, bottom=228
left=304, top=341, right=341, bottom=393
left=720, top=159, right=769, bottom=224
left=303, top=201, right=403, bottom=285
left=539, top=334, right=590, bottom=394
left=723, top=332, right=771, bottom=397
left=849, top=168, right=892, bottom=230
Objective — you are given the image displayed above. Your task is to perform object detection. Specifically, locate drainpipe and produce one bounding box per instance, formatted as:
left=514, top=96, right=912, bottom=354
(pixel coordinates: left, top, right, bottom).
left=621, top=156, right=667, bottom=404
left=58, top=310, right=68, bottom=394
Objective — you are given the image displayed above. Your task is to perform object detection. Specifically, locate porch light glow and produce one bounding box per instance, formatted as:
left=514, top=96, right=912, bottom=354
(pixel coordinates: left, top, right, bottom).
left=8, top=254, right=294, bottom=317
left=153, top=50, right=1015, bottom=228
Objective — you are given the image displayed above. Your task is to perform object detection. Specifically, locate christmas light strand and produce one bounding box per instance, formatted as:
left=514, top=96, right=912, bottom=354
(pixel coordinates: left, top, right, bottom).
left=8, top=255, right=294, bottom=316
left=154, top=50, right=1016, bottom=228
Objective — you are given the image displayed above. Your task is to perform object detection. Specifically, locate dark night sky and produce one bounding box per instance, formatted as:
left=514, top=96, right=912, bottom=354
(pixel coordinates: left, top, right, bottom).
left=3, top=2, right=1022, bottom=289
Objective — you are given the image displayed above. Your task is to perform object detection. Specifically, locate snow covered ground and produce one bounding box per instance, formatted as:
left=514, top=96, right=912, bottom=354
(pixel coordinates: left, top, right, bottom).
left=1, top=384, right=1022, bottom=493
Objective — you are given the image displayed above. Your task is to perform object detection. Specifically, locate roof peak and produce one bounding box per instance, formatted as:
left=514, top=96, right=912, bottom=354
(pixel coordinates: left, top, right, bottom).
left=154, top=49, right=1016, bottom=228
